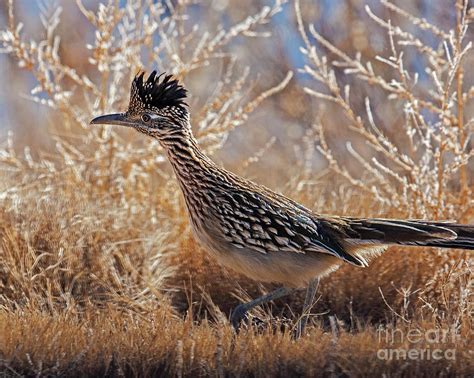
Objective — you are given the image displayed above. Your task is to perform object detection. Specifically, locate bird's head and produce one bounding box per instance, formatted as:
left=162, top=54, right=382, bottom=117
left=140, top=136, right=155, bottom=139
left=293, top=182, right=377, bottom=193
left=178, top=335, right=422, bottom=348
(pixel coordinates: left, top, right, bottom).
left=90, top=71, right=189, bottom=139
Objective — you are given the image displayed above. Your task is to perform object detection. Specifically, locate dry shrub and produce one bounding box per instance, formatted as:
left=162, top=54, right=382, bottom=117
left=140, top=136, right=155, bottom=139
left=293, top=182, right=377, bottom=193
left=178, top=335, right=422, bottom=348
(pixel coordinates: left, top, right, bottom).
left=0, top=0, right=473, bottom=375
left=297, top=0, right=473, bottom=220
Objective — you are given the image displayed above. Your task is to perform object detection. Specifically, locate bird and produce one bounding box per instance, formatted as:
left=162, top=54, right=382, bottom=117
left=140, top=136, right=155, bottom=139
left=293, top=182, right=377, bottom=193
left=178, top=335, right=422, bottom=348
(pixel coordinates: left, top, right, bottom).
left=91, top=71, right=474, bottom=334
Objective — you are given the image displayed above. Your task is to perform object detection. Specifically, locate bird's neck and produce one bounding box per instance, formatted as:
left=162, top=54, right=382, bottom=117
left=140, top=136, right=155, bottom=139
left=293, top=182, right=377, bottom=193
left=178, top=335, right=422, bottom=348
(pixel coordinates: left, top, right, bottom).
left=158, top=129, right=221, bottom=227
left=159, top=129, right=216, bottom=192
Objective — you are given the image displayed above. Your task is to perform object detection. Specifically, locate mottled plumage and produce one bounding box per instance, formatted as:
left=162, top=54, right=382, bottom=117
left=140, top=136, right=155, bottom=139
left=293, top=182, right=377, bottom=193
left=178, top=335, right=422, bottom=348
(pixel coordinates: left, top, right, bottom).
left=91, top=71, right=474, bottom=331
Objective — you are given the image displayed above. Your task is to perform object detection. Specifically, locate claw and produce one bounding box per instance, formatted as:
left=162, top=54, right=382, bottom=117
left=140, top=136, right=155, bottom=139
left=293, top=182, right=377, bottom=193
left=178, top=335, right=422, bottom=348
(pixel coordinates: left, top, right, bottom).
left=230, top=304, right=248, bottom=330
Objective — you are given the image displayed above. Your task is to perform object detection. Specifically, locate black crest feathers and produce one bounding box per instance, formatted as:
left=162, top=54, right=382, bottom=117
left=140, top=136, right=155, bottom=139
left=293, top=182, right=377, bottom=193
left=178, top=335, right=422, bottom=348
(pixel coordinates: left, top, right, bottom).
left=129, top=71, right=187, bottom=113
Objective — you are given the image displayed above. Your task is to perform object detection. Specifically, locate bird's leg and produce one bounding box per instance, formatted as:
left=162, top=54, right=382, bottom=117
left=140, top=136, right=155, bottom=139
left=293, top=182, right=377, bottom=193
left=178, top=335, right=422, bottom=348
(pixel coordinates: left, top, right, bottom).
left=295, top=278, right=320, bottom=338
left=231, top=287, right=293, bottom=330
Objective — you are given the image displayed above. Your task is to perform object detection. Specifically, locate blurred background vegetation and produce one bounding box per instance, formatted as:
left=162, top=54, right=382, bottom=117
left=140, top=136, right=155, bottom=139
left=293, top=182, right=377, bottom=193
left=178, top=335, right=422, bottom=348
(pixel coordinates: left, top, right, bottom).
left=2, top=0, right=471, bottom=191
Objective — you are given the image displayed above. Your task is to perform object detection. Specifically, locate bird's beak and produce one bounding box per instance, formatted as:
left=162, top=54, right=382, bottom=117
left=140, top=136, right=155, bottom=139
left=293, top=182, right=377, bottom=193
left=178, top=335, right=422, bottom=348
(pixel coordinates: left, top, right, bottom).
left=90, top=113, right=132, bottom=127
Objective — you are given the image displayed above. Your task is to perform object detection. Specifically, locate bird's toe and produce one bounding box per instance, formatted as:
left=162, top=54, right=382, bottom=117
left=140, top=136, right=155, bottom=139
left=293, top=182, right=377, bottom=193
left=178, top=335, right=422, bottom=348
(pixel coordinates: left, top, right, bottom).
left=230, top=304, right=248, bottom=330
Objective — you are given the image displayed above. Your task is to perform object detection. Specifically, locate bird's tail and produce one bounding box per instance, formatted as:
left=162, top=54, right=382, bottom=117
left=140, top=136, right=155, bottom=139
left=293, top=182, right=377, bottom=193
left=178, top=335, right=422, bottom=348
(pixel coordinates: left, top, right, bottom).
left=324, top=218, right=474, bottom=267
left=345, top=218, right=474, bottom=249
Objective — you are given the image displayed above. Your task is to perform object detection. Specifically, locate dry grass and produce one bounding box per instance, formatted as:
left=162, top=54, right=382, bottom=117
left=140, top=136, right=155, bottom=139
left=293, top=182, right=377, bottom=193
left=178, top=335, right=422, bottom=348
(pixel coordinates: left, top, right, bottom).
left=2, top=308, right=473, bottom=377
left=0, top=0, right=473, bottom=376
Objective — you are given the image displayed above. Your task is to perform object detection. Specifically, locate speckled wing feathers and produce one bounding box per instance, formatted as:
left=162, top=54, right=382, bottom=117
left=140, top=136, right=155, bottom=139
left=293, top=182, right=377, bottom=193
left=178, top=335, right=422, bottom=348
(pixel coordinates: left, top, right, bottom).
left=212, top=185, right=366, bottom=266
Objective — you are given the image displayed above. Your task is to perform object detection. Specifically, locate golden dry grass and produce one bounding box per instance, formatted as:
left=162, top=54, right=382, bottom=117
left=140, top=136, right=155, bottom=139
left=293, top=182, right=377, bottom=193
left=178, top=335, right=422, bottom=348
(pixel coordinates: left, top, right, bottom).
left=2, top=307, right=473, bottom=376
left=0, top=0, right=473, bottom=376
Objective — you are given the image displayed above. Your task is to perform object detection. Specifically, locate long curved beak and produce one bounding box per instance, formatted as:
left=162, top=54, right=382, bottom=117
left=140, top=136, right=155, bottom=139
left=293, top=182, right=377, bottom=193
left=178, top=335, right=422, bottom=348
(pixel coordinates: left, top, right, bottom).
left=90, top=113, right=132, bottom=127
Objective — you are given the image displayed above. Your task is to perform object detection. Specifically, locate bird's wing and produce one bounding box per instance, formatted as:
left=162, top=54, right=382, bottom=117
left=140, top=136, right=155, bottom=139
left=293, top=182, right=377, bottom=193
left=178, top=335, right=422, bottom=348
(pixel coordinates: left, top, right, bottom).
left=212, top=186, right=366, bottom=265
left=211, top=173, right=474, bottom=267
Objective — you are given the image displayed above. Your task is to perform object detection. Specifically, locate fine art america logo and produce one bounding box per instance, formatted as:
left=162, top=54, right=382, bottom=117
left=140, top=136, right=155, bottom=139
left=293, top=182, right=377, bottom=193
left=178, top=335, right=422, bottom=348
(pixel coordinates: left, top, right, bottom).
left=377, top=326, right=458, bottom=361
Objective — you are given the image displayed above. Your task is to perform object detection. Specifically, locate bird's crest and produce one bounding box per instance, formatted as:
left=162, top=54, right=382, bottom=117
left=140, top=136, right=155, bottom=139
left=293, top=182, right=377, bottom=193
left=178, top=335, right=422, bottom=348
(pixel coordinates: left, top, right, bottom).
left=129, top=71, right=187, bottom=114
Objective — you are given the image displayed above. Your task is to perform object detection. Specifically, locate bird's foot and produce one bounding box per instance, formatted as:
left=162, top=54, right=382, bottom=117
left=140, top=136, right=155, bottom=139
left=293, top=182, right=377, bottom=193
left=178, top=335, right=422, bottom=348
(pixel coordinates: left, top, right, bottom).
left=230, top=304, right=248, bottom=331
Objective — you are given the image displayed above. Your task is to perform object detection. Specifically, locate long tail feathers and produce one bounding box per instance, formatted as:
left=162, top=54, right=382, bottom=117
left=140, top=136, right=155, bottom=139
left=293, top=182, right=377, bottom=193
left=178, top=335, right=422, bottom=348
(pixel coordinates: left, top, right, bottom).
left=323, top=218, right=474, bottom=267
left=418, top=223, right=474, bottom=250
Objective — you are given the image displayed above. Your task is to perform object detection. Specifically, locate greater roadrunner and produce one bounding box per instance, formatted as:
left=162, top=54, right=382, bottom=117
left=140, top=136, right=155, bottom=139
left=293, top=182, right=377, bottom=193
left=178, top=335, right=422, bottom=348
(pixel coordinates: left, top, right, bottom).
left=91, top=71, right=474, bottom=334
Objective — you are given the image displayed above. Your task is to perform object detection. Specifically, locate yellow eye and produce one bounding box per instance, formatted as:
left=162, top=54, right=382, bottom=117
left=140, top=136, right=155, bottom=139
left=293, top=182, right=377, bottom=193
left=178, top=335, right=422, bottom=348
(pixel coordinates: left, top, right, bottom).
left=141, top=114, right=151, bottom=122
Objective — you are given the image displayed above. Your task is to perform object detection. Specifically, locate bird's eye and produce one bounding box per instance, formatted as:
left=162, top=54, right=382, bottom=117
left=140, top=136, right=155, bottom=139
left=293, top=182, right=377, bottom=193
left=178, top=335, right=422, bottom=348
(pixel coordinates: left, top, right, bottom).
left=141, top=114, right=151, bottom=123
